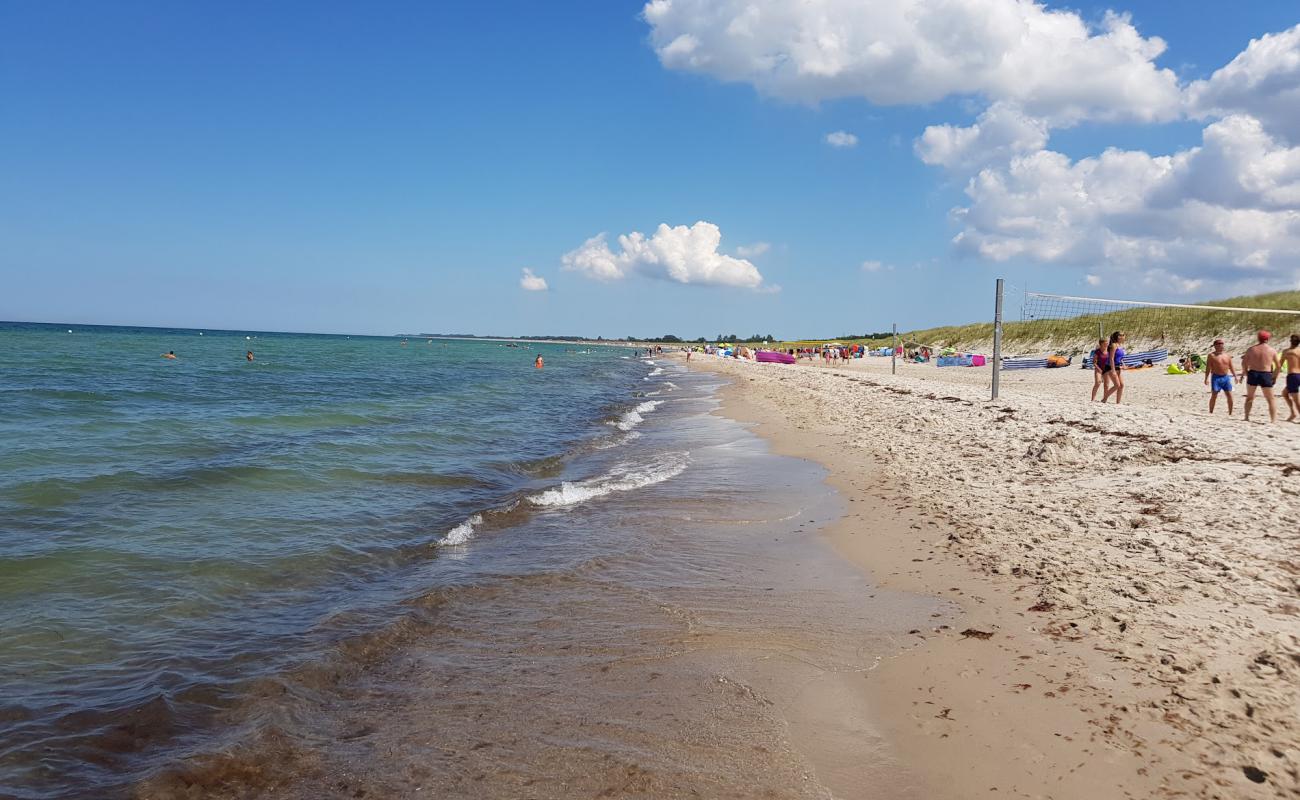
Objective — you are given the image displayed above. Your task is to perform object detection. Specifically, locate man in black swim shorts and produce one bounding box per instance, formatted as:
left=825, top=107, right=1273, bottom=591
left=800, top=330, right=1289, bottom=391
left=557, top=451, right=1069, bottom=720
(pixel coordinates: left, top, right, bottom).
left=1240, top=330, right=1278, bottom=423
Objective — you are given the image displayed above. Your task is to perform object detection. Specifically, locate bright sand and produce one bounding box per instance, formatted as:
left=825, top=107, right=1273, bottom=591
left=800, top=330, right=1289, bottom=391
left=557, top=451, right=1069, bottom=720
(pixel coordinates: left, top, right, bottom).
left=687, top=353, right=1298, bottom=799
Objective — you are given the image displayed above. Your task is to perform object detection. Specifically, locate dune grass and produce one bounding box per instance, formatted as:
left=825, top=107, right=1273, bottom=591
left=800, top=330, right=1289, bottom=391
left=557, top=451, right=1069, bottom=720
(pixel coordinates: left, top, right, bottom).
left=772, top=291, right=1300, bottom=356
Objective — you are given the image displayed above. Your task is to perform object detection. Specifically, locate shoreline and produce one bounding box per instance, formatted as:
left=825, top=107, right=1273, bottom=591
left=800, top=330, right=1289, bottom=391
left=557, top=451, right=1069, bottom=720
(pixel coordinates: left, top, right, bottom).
left=688, top=354, right=1297, bottom=799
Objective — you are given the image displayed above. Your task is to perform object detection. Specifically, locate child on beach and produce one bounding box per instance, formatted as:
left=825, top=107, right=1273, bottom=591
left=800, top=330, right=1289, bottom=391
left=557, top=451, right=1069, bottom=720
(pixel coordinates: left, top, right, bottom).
left=1204, top=339, right=1236, bottom=416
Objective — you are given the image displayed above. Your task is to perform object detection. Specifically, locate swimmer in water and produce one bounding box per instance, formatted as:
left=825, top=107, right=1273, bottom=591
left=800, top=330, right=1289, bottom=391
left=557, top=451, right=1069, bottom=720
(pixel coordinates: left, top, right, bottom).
left=535, top=354, right=544, bottom=369
left=162, top=351, right=177, bottom=359
left=246, top=350, right=254, bottom=362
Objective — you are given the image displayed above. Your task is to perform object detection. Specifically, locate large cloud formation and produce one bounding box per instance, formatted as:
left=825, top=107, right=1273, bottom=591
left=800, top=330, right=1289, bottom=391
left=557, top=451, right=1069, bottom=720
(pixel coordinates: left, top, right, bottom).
left=562, top=221, right=766, bottom=289
left=644, top=0, right=1300, bottom=295
left=954, top=116, right=1300, bottom=285
left=644, top=0, right=1181, bottom=124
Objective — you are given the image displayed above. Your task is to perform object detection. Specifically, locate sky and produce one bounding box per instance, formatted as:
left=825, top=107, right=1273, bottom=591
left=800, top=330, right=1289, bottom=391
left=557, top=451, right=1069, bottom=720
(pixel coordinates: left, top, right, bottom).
left=2, top=1, right=1298, bottom=338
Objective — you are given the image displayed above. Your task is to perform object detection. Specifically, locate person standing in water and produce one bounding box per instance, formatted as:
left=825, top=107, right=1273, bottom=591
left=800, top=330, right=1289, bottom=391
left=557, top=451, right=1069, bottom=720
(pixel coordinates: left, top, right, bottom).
left=1280, top=334, right=1300, bottom=422
left=1241, top=330, right=1278, bottom=423
left=1204, top=338, right=1236, bottom=416
left=246, top=350, right=254, bottom=362
left=535, top=354, right=544, bottom=369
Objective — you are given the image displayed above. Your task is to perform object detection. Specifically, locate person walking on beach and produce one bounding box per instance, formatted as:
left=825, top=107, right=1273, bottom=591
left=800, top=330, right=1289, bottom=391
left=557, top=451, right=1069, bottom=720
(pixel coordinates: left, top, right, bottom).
left=1280, top=334, right=1300, bottom=422
left=1240, top=330, right=1278, bottom=423
left=1090, top=337, right=1109, bottom=401
left=1100, top=331, right=1126, bottom=404
left=1204, top=338, right=1236, bottom=416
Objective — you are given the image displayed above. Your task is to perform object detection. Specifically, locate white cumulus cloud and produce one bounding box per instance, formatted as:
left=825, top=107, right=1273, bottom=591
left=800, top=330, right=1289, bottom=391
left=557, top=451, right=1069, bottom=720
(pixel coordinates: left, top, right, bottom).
left=519, top=268, right=549, bottom=291
left=861, top=260, right=894, bottom=272
left=1186, top=24, right=1300, bottom=143
left=643, top=0, right=1181, bottom=125
left=950, top=114, right=1300, bottom=293
left=736, top=241, right=770, bottom=257
left=562, top=221, right=766, bottom=289
left=916, top=102, right=1049, bottom=172
left=825, top=130, right=858, bottom=148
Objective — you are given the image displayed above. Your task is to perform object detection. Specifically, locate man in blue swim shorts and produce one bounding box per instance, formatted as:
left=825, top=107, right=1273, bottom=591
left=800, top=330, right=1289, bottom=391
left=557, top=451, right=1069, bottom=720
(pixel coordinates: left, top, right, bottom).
left=1240, top=330, right=1278, bottom=423
left=1204, top=338, right=1236, bottom=416
left=1281, top=333, right=1300, bottom=423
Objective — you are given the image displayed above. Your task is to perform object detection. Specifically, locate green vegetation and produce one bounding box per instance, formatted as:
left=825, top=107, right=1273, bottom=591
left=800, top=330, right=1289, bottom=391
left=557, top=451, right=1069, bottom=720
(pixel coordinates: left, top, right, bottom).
left=769, top=291, right=1300, bottom=355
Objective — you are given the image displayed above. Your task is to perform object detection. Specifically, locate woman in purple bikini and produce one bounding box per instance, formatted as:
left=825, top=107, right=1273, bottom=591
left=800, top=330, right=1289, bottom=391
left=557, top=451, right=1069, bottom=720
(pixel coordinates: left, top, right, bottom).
left=1102, top=331, right=1127, bottom=404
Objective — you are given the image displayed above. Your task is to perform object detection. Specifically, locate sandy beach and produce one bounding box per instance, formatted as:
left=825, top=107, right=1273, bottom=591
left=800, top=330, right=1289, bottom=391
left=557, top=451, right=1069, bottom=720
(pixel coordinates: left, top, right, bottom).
left=687, top=353, right=1298, bottom=799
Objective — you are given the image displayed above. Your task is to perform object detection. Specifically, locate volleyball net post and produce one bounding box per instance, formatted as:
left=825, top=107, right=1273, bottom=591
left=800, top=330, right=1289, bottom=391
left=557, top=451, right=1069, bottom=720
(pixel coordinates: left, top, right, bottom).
left=991, top=278, right=1004, bottom=400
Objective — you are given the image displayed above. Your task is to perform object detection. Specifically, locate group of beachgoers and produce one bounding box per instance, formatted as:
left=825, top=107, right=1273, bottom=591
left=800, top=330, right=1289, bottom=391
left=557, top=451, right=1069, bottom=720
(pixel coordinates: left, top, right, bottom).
left=1091, top=330, right=1300, bottom=423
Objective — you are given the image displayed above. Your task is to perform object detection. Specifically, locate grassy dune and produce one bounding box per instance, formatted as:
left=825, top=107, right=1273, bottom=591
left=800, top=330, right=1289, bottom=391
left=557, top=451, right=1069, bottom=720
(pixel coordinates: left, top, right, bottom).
left=775, top=291, right=1300, bottom=356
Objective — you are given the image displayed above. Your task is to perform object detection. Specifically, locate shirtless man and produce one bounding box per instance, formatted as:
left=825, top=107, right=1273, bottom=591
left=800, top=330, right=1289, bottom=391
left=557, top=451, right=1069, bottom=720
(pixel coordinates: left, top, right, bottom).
left=161, top=351, right=177, bottom=360
left=1204, top=338, right=1236, bottom=416
left=1281, top=334, right=1300, bottom=422
left=1240, top=330, right=1278, bottom=423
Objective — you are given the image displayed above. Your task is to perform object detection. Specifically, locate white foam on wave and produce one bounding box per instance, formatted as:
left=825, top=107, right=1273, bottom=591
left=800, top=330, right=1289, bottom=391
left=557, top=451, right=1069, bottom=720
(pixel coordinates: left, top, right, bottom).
left=648, top=367, right=665, bottom=377
left=610, top=399, right=662, bottom=431
left=529, top=452, right=688, bottom=509
left=594, top=429, right=642, bottom=450
left=438, top=513, right=483, bottom=546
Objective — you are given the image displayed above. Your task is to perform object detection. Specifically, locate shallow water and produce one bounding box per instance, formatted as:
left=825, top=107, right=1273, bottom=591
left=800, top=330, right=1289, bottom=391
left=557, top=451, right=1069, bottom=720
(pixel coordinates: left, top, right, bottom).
left=0, top=324, right=943, bottom=798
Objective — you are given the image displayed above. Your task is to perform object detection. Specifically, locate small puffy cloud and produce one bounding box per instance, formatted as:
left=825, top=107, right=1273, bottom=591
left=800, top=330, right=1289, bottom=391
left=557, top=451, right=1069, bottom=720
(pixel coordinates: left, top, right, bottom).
left=1084, top=274, right=1102, bottom=287
left=519, top=268, right=548, bottom=292
left=736, top=241, right=770, bottom=257
left=1186, top=24, right=1300, bottom=143
left=950, top=114, right=1300, bottom=294
left=644, top=1, right=1181, bottom=126
left=562, top=221, right=766, bottom=289
left=916, top=103, right=1049, bottom=172
left=825, top=130, right=858, bottom=148
left=861, top=260, right=894, bottom=272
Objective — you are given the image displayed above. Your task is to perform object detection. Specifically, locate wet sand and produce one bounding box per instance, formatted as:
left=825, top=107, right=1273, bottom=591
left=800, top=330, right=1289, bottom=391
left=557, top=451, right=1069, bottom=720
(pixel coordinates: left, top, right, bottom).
left=689, top=354, right=1298, bottom=800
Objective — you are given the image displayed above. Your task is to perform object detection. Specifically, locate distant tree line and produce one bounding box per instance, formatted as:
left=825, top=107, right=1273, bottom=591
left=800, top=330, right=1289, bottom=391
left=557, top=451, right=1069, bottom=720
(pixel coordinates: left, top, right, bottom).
left=835, top=331, right=896, bottom=340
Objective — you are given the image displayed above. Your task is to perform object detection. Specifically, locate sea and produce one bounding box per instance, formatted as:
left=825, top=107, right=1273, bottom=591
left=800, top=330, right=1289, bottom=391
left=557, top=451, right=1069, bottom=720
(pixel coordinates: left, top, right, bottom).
left=0, top=322, right=942, bottom=799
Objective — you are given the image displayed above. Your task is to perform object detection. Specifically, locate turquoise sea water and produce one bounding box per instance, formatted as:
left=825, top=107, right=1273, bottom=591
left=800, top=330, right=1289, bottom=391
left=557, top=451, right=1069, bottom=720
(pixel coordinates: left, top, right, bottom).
left=0, top=323, right=655, bottom=796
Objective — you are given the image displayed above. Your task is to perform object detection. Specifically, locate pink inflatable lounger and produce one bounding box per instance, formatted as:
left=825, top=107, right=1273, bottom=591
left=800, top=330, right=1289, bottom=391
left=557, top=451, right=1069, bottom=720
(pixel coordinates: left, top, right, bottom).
left=756, top=351, right=796, bottom=364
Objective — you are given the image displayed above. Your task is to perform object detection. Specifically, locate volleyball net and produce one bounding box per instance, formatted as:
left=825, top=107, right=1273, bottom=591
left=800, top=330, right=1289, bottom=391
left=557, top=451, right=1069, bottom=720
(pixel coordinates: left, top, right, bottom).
left=1017, top=291, right=1300, bottom=353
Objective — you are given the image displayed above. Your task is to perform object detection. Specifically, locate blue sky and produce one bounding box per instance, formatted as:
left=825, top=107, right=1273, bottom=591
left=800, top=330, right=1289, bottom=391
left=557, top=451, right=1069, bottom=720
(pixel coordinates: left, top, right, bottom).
left=2, top=1, right=1298, bottom=338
